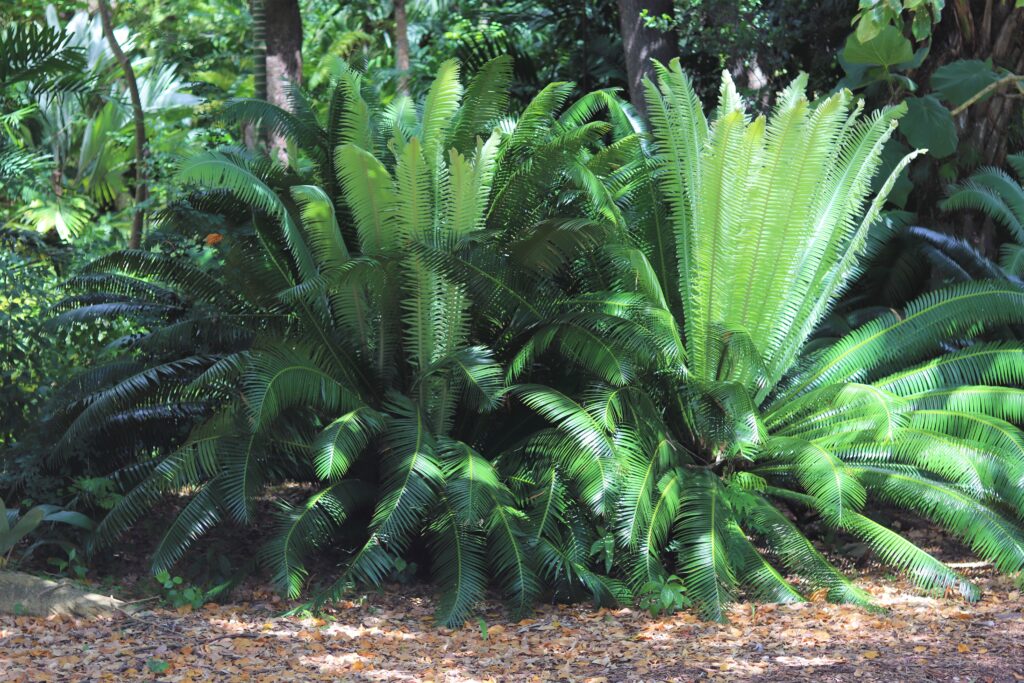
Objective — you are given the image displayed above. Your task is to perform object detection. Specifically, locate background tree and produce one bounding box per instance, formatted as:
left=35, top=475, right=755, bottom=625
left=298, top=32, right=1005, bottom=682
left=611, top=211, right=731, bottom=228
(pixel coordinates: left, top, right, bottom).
left=261, top=0, right=303, bottom=162
left=96, top=0, right=147, bottom=249
left=924, top=0, right=1023, bottom=168
left=394, top=0, right=411, bottom=94
left=616, top=0, right=678, bottom=113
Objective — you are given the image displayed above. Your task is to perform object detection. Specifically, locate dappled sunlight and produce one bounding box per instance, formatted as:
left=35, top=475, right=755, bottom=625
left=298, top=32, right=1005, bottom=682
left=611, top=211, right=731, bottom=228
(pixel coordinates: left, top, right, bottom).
left=3, top=563, right=1022, bottom=681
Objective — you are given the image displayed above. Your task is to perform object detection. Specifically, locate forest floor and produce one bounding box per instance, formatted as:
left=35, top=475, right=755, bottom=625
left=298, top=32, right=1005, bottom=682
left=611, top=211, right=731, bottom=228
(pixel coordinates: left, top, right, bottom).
left=2, top=525, right=1023, bottom=682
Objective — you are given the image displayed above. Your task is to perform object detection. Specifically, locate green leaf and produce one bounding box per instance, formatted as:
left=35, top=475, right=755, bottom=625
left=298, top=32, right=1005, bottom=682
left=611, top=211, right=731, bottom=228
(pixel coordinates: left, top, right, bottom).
left=855, top=13, right=883, bottom=43
left=931, top=60, right=1001, bottom=107
left=843, top=26, right=914, bottom=67
left=1, top=507, right=44, bottom=554
left=146, top=658, right=170, bottom=674
left=901, top=95, right=958, bottom=158
left=911, top=10, right=931, bottom=41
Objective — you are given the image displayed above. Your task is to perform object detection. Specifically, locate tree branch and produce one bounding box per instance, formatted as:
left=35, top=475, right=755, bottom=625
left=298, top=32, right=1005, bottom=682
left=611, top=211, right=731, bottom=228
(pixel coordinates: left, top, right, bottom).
left=951, top=73, right=1024, bottom=117
left=97, top=0, right=148, bottom=249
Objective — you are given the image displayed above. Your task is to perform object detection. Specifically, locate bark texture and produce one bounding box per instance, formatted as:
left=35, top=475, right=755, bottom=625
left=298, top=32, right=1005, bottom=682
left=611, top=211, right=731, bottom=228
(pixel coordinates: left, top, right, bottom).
left=394, top=0, right=411, bottom=95
left=263, top=0, right=303, bottom=164
left=923, top=0, right=1024, bottom=167
left=0, top=570, right=128, bottom=618
left=97, top=0, right=147, bottom=249
left=617, top=0, right=679, bottom=115
left=913, top=1, right=1024, bottom=255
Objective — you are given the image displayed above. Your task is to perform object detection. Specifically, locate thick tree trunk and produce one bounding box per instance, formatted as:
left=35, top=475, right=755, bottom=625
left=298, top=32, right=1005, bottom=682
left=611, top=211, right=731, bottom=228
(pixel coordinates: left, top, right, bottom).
left=617, top=0, right=679, bottom=115
left=923, top=0, right=1024, bottom=167
left=394, top=0, right=411, bottom=95
left=914, top=1, right=1024, bottom=255
left=0, top=570, right=129, bottom=618
left=263, top=0, right=303, bottom=164
left=97, top=0, right=147, bottom=249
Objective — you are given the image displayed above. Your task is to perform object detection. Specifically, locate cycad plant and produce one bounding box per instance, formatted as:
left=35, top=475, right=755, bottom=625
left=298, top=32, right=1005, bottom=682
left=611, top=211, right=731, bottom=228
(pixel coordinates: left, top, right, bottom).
left=38, top=58, right=634, bottom=625
left=927, top=153, right=1024, bottom=279
left=521, top=62, right=1024, bottom=621
left=867, top=154, right=1024, bottom=303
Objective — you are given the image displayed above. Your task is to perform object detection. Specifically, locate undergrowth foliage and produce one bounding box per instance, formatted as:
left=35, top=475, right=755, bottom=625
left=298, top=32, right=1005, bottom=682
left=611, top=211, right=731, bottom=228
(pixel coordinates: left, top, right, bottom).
left=28, top=58, right=1024, bottom=626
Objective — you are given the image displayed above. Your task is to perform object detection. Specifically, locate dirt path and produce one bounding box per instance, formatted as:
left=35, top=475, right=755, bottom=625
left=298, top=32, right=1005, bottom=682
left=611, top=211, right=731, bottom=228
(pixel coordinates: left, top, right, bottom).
left=2, top=564, right=1022, bottom=682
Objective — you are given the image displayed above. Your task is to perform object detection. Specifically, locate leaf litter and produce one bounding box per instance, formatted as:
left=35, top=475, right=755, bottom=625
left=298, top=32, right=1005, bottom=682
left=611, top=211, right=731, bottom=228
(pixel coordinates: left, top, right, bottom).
left=2, top=559, right=1022, bottom=681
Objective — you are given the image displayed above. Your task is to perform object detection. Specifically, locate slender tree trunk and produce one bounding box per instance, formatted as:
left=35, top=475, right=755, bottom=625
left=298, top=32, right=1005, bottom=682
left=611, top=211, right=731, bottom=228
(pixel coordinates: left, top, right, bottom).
left=244, top=0, right=267, bottom=150
left=394, top=0, right=410, bottom=95
left=263, top=0, right=302, bottom=164
left=617, top=0, right=679, bottom=116
left=97, top=0, right=146, bottom=249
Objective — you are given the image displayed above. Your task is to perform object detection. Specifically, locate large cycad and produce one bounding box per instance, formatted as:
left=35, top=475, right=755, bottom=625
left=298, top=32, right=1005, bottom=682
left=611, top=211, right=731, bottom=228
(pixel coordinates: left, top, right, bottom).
left=41, top=58, right=630, bottom=625
left=524, top=61, right=1024, bottom=620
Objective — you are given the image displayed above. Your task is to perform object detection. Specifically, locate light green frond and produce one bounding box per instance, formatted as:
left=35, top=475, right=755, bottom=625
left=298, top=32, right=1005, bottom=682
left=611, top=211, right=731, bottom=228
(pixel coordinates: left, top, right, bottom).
left=629, top=469, right=681, bottom=589
left=840, top=510, right=978, bottom=600
left=487, top=504, right=540, bottom=618
left=875, top=343, right=1024, bottom=396
left=263, top=481, right=366, bottom=598
left=315, top=407, right=386, bottom=480
left=676, top=471, right=735, bottom=621
left=177, top=152, right=317, bottom=281
left=725, top=518, right=803, bottom=603
left=395, top=136, right=433, bottom=242
left=742, top=493, right=873, bottom=606
left=785, top=282, right=1024, bottom=399
left=449, top=56, right=512, bottom=155
left=242, top=346, right=360, bottom=432
left=152, top=478, right=223, bottom=573
left=290, top=185, right=349, bottom=275
left=765, top=437, right=866, bottom=523
left=854, top=465, right=1024, bottom=576
left=429, top=496, right=488, bottom=627
left=334, top=144, right=398, bottom=253
left=419, top=59, right=463, bottom=169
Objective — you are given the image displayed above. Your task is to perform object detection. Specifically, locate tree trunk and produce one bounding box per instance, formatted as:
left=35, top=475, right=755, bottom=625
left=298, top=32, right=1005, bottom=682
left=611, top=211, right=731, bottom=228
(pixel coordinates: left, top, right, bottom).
left=617, top=0, right=679, bottom=116
left=913, top=0, right=1024, bottom=255
left=263, top=0, right=303, bottom=164
left=922, top=0, right=1024, bottom=167
left=245, top=0, right=267, bottom=150
left=394, top=0, right=411, bottom=95
left=97, top=0, right=147, bottom=250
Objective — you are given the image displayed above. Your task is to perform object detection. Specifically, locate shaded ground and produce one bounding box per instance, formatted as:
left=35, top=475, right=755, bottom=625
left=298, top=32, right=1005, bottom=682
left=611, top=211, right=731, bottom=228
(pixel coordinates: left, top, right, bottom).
left=4, top=516, right=1024, bottom=682
left=2, top=562, right=1021, bottom=682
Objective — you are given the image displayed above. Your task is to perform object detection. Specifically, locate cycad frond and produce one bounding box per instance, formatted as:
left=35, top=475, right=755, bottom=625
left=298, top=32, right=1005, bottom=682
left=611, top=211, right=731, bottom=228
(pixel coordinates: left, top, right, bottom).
left=942, top=167, right=1024, bottom=243
left=676, top=472, right=736, bottom=622
left=263, top=481, right=366, bottom=598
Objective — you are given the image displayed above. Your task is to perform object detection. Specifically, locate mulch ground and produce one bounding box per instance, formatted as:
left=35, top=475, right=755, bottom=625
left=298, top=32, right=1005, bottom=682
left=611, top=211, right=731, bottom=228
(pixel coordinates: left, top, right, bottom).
left=3, top=523, right=1023, bottom=682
